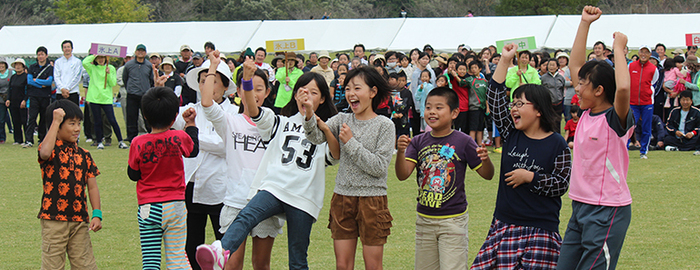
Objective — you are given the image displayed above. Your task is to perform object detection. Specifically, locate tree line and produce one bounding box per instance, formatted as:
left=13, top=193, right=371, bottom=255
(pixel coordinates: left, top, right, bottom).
left=0, top=0, right=694, bottom=29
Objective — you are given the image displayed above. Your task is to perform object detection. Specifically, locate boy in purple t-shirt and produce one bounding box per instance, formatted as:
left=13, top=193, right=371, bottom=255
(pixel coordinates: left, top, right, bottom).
left=396, top=87, right=494, bottom=269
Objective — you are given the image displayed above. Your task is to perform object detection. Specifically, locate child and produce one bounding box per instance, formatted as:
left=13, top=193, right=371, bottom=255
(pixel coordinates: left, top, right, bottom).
left=304, top=66, right=395, bottom=270
left=663, top=56, right=688, bottom=93
left=435, top=74, right=448, bottom=88
left=557, top=6, right=634, bottom=270
left=38, top=99, right=102, bottom=270
left=82, top=54, right=128, bottom=150
left=197, top=58, right=339, bottom=270
left=466, top=61, right=490, bottom=144
left=390, top=71, right=414, bottom=139
left=395, top=87, right=494, bottom=269
left=128, top=87, right=200, bottom=269
left=564, top=105, right=580, bottom=149
left=415, top=69, right=435, bottom=119
left=471, top=42, right=572, bottom=270
left=449, top=62, right=471, bottom=133
left=191, top=54, right=280, bottom=270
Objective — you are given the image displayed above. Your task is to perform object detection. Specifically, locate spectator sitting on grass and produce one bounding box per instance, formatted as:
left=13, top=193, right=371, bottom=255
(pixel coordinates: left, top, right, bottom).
left=629, top=114, right=666, bottom=151
left=663, top=90, right=700, bottom=154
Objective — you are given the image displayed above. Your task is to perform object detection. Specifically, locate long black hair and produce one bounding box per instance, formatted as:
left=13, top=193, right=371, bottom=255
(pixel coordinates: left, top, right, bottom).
left=281, top=72, right=338, bottom=121
left=512, top=84, right=561, bottom=133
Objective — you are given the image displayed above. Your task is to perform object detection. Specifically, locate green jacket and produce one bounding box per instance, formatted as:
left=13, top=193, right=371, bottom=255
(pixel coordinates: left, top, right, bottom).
left=684, top=71, right=700, bottom=106
left=274, top=67, right=303, bottom=108
left=83, top=55, right=117, bottom=104
left=505, top=65, right=541, bottom=93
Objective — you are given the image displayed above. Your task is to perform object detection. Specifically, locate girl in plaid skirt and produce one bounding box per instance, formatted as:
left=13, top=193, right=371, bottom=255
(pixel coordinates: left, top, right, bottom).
left=472, top=43, right=572, bottom=270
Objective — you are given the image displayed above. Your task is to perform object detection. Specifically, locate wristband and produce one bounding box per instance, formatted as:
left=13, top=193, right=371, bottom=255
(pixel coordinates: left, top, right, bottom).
left=92, top=209, right=102, bottom=221
left=241, top=78, right=254, bottom=91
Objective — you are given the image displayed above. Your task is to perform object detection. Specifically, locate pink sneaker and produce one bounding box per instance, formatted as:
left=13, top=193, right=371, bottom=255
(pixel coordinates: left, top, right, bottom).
left=196, top=241, right=226, bottom=270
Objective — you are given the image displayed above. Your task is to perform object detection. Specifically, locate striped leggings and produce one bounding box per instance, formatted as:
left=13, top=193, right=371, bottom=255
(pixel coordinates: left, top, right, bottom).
left=138, top=201, right=191, bottom=270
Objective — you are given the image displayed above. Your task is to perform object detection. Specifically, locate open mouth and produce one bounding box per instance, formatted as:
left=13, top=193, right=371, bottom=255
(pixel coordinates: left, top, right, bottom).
left=349, top=99, right=360, bottom=109
left=427, top=116, right=438, bottom=123
left=512, top=113, right=521, bottom=124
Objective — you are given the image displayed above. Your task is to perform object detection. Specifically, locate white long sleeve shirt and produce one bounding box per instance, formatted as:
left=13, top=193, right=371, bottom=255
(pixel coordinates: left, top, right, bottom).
left=54, top=55, right=83, bottom=94
left=247, top=108, right=337, bottom=220
left=202, top=102, right=270, bottom=209
left=172, top=101, right=238, bottom=205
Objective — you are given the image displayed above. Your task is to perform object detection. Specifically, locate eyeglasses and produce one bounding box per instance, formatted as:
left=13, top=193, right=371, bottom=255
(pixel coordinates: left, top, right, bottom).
left=508, top=101, right=533, bottom=109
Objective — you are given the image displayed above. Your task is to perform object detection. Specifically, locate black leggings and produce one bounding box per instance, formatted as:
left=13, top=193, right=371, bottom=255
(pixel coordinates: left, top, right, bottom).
left=185, top=182, right=223, bottom=270
left=8, top=106, right=27, bottom=143
left=90, top=103, right=122, bottom=142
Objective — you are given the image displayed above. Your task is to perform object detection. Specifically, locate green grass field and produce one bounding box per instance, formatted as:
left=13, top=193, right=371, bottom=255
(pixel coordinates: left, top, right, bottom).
left=1, top=108, right=699, bottom=269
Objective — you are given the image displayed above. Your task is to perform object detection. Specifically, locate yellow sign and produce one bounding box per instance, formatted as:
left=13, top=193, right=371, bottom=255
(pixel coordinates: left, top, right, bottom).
left=266, top=39, right=305, bottom=52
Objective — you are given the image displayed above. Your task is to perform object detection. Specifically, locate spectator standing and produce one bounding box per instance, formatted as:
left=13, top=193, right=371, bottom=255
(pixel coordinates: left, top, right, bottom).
left=541, top=59, right=566, bottom=133
left=24, top=46, right=54, bottom=147
left=123, top=44, right=154, bottom=141
left=6, top=59, right=27, bottom=144
left=182, top=52, right=205, bottom=105
left=274, top=52, right=303, bottom=111
left=54, top=40, right=83, bottom=105
left=176, top=45, right=193, bottom=77
left=306, top=52, right=319, bottom=69
left=254, top=47, right=276, bottom=83
left=310, top=51, right=334, bottom=88
left=0, top=59, right=13, bottom=143
left=82, top=54, right=128, bottom=150
left=117, top=55, right=132, bottom=121
left=352, top=44, right=369, bottom=67
left=655, top=43, right=667, bottom=66
left=629, top=45, right=659, bottom=159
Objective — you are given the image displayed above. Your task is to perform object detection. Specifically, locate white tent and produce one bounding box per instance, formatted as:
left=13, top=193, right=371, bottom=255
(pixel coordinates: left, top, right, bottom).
left=246, top=18, right=406, bottom=53
left=1, top=13, right=699, bottom=58
left=111, top=20, right=262, bottom=56
left=0, top=23, right=127, bottom=57
left=543, top=13, right=700, bottom=50
left=388, top=16, right=557, bottom=52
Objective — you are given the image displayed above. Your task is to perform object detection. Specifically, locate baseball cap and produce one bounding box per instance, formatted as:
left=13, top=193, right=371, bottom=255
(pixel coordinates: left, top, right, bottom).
left=136, top=44, right=146, bottom=51
left=638, top=45, right=652, bottom=53
left=180, top=45, right=192, bottom=52
left=423, top=44, right=434, bottom=51
left=193, top=52, right=204, bottom=59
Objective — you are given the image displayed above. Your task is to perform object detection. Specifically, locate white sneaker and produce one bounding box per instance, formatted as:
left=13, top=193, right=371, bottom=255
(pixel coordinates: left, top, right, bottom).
left=665, top=146, right=679, bottom=151
left=640, top=154, right=648, bottom=159
left=85, top=138, right=93, bottom=143
left=196, top=240, right=227, bottom=270
left=694, top=150, right=700, bottom=156
left=22, top=142, right=33, bottom=148
left=97, top=142, right=104, bottom=150
left=118, top=141, right=129, bottom=149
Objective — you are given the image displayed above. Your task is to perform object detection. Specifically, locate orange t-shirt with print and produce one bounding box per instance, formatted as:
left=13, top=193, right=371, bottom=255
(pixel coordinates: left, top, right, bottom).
left=37, top=140, right=99, bottom=222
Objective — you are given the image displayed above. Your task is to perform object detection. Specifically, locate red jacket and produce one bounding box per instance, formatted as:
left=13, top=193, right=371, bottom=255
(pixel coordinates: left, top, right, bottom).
left=629, top=60, right=657, bottom=105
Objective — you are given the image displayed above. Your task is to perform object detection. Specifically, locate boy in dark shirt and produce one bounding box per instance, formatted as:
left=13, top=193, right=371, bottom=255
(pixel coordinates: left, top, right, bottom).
left=128, top=87, right=199, bottom=269
left=396, top=87, right=494, bottom=269
left=38, top=99, right=101, bottom=269
left=389, top=71, right=414, bottom=139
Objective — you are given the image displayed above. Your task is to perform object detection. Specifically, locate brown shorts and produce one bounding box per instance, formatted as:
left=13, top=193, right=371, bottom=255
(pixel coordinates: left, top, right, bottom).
left=328, top=193, right=393, bottom=246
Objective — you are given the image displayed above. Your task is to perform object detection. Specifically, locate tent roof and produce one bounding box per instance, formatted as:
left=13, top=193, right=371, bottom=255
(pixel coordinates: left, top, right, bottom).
left=543, top=13, right=700, bottom=49
left=1, top=13, right=699, bottom=58
left=388, top=16, right=557, bottom=52
left=245, top=18, right=405, bottom=53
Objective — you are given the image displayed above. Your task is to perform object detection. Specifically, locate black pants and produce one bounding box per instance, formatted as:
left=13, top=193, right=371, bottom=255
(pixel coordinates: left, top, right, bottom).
left=8, top=106, right=27, bottom=143
left=410, top=108, right=422, bottom=137
left=185, top=182, right=224, bottom=270
left=90, top=103, right=122, bottom=142
left=84, top=102, right=112, bottom=142
left=553, top=102, right=564, bottom=134
left=663, top=135, right=700, bottom=151
left=126, top=93, right=149, bottom=141
left=26, top=96, right=51, bottom=143
left=55, top=92, right=80, bottom=105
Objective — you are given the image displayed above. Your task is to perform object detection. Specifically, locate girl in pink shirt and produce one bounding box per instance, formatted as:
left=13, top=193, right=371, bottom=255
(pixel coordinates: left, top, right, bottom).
left=557, top=6, right=635, bottom=270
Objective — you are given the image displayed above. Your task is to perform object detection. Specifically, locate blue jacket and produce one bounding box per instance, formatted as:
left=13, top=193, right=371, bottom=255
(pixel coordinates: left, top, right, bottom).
left=26, top=62, right=53, bottom=97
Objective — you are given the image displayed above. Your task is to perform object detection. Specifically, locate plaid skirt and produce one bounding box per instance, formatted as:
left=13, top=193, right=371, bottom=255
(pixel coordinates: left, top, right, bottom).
left=471, top=218, right=562, bottom=270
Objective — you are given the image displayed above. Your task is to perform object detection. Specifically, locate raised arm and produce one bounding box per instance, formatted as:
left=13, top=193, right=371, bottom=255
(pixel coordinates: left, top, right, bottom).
left=570, top=6, right=602, bottom=88
left=489, top=43, right=518, bottom=141
left=612, top=32, right=630, bottom=123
